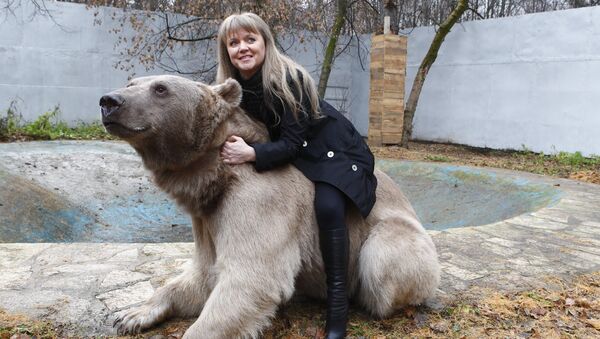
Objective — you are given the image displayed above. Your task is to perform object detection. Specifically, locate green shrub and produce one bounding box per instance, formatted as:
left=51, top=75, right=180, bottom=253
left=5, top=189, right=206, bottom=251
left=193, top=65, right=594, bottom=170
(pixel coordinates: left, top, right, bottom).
left=425, top=154, right=451, bottom=162
left=555, top=151, right=600, bottom=167
left=21, top=106, right=69, bottom=140
left=1, top=104, right=114, bottom=141
left=0, top=101, right=21, bottom=140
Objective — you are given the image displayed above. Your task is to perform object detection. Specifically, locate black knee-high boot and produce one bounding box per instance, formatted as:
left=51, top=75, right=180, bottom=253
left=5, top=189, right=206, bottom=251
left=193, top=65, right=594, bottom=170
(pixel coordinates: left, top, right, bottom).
left=320, top=227, right=349, bottom=339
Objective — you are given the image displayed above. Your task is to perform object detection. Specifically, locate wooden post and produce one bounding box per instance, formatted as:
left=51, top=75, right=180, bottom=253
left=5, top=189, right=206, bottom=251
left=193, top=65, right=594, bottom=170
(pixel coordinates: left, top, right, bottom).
left=384, top=16, right=391, bottom=34
left=368, top=34, right=407, bottom=146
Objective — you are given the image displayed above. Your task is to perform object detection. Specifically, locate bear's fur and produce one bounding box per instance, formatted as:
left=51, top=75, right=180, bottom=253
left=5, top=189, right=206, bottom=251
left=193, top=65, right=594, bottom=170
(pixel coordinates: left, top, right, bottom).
left=101, top=75, right=440, bottom=339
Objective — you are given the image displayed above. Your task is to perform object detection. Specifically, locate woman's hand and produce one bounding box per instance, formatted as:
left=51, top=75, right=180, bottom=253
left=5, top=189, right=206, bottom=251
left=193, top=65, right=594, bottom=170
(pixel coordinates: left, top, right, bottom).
left=221, top=135, right=256, bottom=164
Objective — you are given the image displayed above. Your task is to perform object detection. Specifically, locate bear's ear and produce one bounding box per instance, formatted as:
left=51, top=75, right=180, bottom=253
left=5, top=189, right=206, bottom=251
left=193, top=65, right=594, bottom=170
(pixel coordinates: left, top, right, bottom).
left=212, top=78, right=242, bottom=107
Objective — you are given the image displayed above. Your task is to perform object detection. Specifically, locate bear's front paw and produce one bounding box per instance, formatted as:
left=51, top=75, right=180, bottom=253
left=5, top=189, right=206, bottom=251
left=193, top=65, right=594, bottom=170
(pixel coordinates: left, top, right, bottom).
left=113, top=304, right=168, bottom=335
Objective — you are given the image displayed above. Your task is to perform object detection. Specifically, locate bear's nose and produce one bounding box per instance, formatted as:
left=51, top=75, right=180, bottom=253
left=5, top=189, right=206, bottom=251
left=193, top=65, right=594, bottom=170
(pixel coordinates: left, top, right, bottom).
left=99, top=94, right=125, bottom=117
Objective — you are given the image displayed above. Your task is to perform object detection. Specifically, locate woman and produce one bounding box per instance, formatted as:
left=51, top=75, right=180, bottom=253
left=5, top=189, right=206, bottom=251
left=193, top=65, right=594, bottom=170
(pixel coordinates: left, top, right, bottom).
left=217, top=13, right=377, bottom=339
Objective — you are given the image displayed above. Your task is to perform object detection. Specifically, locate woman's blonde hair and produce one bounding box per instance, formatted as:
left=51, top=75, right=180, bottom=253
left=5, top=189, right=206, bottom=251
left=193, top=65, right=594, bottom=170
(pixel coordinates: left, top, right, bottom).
left=216, top=12, right=320, bottom=120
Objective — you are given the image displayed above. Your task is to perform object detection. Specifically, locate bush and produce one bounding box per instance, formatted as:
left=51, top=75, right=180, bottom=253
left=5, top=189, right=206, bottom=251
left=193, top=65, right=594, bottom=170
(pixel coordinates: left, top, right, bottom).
left=0, top=104, right=114, bottom=141
left=0, top=101, right=21, bottom=140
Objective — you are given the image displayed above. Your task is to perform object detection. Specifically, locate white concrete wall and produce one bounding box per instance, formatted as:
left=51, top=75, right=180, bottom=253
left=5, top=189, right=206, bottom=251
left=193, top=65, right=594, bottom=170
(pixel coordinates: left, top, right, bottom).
left=0, top=2, right=166, bottom=124
left=0, top=1, right=369, bottom=133
left=4, top=2, right=599, bottom=154
left=404, top=7, right=600, bottom=156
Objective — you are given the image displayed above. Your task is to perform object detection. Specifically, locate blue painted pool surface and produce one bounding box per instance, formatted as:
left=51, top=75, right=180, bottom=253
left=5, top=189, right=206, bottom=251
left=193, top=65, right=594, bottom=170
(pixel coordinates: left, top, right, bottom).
left=376, top=160, right=563, bottom=231
left=0, top=159, right=562, bottom=242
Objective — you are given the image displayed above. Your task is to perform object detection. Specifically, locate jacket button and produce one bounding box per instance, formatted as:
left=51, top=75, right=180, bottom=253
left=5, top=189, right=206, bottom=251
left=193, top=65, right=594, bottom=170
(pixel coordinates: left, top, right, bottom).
left=302, top=141, right=308, bottom=147
left=352, top=164, right=358, bottom=171
left=327, top=151, right=334, bottom=158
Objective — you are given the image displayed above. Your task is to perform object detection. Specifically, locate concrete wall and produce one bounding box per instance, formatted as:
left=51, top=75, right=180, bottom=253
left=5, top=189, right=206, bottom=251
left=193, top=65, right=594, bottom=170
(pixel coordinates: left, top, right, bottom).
left=3, top=2, right=599, bottom=155
left=403, top=7, right=600, bottom=156
left=0, top=1, right=370, bottom=133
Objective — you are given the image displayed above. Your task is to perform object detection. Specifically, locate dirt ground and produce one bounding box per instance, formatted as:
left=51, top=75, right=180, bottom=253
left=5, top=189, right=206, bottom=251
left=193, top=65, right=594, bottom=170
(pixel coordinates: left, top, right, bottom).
left=371, top=141, right=600, bottom=185
left=2, top=272, right=599, bottom=338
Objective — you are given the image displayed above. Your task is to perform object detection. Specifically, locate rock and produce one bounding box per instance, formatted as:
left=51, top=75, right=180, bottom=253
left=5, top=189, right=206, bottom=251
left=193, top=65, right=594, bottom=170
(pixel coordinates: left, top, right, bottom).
left=96, top=281, right=154, bottom=311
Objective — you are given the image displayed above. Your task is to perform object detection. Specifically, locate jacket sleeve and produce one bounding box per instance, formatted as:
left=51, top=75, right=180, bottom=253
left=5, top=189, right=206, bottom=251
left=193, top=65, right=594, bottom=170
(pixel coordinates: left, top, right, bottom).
left=250, top=81, right=312, bottom=172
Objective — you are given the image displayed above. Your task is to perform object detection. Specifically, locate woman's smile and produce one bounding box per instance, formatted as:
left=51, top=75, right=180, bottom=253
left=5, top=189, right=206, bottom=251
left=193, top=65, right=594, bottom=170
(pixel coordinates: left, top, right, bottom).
left=227, top=29, right=265, bottom=79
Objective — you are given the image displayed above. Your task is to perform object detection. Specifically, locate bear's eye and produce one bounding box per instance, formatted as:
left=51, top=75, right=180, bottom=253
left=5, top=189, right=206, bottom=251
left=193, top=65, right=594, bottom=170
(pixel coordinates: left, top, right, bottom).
left=154, top=85, right=168, bottom=95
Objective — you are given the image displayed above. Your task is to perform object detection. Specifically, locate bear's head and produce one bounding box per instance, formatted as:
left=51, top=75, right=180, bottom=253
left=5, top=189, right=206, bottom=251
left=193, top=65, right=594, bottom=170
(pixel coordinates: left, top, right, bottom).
left=99, top=75, right=248, bottom=171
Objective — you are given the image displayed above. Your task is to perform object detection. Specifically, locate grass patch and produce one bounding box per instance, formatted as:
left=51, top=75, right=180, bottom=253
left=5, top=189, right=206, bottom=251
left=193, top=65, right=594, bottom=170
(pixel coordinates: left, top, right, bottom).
left=424, top=154, right=451, bottom=162
left=372, top=142, right=600, bottom=185
left=555, top=151, right=600, bottom=167
left=0, top=105, right=113, bottom=142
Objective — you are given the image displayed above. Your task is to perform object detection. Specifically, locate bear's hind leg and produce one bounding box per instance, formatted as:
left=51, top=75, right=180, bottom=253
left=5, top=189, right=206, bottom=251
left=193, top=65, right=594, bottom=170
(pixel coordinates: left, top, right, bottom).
left=356, top=217, right=440, bottom=318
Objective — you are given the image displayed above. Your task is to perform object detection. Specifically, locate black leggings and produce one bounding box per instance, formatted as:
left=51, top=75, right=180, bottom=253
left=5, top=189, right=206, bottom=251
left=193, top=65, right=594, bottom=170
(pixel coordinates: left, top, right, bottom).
left=314, top=182, right=347, bottom=231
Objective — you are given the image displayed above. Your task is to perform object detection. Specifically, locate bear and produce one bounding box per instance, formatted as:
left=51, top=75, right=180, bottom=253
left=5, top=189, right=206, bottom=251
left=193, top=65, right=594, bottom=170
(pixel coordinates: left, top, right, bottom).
left=99, top=75, right=440, bottom=338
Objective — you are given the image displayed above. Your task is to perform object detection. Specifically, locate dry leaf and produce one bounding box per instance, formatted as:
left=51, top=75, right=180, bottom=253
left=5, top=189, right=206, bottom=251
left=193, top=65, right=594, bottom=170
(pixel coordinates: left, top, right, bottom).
left=586, top=319, right=600, bottom=330
left=429, top=320, right=449, bottom=333
left=575, top=298, right=591, bottom=308
left=545, top=293, right=561, bottom=302
left=304, top=326, right=318, bottom=337
left=532, top=307, right=547, bottom=316
left=566, top=308, right=579, bottom=317
left=414, top=312, right=428, bottom=327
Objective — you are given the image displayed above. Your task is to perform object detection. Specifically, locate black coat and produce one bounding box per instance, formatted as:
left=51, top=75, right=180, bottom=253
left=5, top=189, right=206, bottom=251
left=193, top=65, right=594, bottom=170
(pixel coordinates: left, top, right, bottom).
left=237, top=71, right=377, bottom=218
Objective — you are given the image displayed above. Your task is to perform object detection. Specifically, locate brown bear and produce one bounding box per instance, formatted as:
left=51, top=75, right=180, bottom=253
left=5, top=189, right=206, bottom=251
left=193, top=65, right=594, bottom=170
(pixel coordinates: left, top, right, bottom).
left=100, top=75, right=440, bottom=339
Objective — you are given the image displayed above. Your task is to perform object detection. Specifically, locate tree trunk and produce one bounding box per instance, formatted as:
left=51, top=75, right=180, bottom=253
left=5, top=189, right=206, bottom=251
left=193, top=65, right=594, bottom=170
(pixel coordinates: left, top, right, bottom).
left=317, top=0, right=347, bottom=98
left=401, top=0, right=468, bottom=147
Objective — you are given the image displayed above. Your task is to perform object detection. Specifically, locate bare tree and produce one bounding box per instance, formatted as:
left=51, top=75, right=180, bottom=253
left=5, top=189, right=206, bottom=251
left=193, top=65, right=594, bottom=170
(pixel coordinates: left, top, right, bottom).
left=54, top=0, right=329, bottom=80
left=401, top=0, right=469, bottom=147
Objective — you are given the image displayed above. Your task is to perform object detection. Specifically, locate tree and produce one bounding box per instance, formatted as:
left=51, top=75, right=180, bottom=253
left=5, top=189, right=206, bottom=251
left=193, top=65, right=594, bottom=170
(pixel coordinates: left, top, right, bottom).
left=57, top=0, right=331, bottom=80
left=401, top=0, right=469, bottom=147
left=317, top=0, right=348, bottom=98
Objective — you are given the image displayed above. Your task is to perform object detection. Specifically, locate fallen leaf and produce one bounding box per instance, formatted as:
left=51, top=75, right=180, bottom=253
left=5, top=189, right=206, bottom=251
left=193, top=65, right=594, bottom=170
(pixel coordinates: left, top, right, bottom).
left=167, top=331, right=184, bottom=339
left=413, top=312, right=428, bottom=327
left=532, top=307, right=547, bottom=317
left=304, top=326, right=318, bottom=337
left=575, top=298, right=591, bottom=308
left=545, top=293, right=561, bottom=302
left=586, top=319, right=600, bottom=330
left=521, top=320, right=535, bottom=332
left=429, top=320, right=449, bottom=333
left=565, top=298, right=575, bottom=306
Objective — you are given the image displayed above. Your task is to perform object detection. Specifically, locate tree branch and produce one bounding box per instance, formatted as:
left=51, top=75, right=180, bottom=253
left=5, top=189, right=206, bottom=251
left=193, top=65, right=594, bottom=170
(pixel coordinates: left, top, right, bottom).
left=164, top=13, right=216, bottom=42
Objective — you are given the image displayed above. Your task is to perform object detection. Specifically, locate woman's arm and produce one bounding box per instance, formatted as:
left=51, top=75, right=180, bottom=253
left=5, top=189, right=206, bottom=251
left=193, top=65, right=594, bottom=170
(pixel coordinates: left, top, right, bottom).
left=250, top=110, right=309, bottom=171
left=222, top=73, right=313, bottom=170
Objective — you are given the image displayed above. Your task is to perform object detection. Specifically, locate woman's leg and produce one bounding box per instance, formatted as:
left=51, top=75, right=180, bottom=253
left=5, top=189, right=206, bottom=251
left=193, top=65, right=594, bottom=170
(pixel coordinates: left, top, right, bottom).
left=314, top=182, right=349, bottom=339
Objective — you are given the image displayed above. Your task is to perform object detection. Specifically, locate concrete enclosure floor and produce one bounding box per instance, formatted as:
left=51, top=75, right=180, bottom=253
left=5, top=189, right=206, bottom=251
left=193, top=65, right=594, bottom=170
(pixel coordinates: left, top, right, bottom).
left=1, top=141, right=599, bottom=335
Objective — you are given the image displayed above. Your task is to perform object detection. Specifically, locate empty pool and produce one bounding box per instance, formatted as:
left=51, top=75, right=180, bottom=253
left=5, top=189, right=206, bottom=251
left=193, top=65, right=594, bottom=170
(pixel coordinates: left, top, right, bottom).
left=0, top=141, right=562, bottom=242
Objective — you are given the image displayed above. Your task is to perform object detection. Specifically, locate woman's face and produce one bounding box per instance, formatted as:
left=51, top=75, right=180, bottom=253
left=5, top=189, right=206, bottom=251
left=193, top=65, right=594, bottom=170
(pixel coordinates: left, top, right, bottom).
left=226, top=28, right=266, bottom=79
